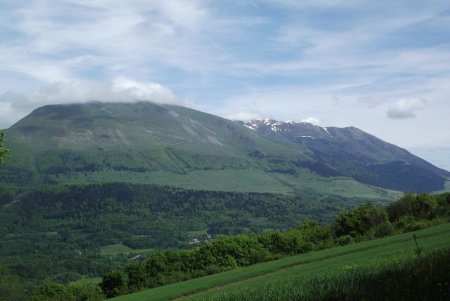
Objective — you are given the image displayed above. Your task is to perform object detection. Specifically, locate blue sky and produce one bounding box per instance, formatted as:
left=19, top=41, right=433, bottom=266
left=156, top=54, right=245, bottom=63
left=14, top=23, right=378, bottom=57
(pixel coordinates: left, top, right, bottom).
left=0, top=0, right=449, bottom=170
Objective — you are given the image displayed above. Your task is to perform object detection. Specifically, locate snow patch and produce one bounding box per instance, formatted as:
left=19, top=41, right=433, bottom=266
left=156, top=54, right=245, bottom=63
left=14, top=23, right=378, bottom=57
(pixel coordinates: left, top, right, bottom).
left=271, top=124, right=281, bottom=132
left=322, top=127, right=331, bottom=136
left=243, top=121, right=257, bottom=130
left=299, top=135, right=317, bottom=139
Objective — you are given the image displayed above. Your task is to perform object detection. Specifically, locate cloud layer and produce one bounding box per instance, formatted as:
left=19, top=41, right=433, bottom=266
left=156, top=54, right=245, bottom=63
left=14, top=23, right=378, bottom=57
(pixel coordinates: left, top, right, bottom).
left=387, top=99, right=427, bottom=119
left=1, top=0, right=450, bottom=165
left=0, top=77, right=178, bottom=127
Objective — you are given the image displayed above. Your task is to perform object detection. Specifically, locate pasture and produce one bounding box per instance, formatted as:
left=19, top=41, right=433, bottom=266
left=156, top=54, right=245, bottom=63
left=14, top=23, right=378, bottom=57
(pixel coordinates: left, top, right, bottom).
left=112, top=222, right=450, bottom=301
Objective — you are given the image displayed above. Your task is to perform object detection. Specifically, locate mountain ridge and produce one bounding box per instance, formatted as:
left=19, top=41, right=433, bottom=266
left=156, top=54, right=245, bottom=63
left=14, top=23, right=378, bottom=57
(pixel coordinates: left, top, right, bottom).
left=240, top=118, right=449, bottom=191
left=0, top=101, right=448, bottom=197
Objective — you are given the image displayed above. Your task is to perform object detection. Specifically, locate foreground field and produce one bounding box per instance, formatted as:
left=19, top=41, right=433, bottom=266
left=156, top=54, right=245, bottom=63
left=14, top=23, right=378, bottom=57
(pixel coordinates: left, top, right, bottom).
left=112, top=222, right=450, bottom=301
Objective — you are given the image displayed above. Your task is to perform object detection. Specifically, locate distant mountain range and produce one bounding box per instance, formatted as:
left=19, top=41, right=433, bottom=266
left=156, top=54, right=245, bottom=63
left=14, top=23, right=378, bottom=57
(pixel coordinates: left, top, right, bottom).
left=240, top=119, right=450, bottom=192
left=1, top=101, right=448, bottom=199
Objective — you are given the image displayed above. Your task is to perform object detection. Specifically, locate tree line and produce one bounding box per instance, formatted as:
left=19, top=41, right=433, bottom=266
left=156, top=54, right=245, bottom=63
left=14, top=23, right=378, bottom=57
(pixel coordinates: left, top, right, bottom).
left=98, top=192, right=450, bottom=298
left=2, top=191, right=449, bottom=300
left=0, top=181, right=346, bottom=295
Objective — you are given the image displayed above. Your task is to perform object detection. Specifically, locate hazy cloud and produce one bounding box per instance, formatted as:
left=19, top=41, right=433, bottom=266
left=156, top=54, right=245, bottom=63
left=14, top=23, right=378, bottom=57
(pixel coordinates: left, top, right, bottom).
left=0, top=101, right=17, bottom=128
left=112, top=77, right=176, bottom=104
left=225, top=111, right=263, bottom=121
left=301, top=117, right=321, bottom=125
left=357, top=96, right=387, bottom=108
left=0, top=77, right=178, bottom=128
left=1, top=77, right=177, bottom=105
left=387, top=98, right=427, bottom=119
left=1, top=0, right=450, bottom=169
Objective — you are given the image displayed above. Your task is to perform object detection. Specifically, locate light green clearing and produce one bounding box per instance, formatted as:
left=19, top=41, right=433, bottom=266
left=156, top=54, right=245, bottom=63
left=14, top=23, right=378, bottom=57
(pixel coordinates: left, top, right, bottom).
left=3, top=232, right=58, bottom=239
left=186, top=230, right=209, bottom=237
left=100, top=244, right=153, bottom=256
left=111, top=223, right=450, bottom=301
left=273, top=170, right=402, bottom=201
left=51, top=169, right=294, bottom=194
left=51, top=168, right=400, bottom=201
left=70, top=277, right=102, bottom=286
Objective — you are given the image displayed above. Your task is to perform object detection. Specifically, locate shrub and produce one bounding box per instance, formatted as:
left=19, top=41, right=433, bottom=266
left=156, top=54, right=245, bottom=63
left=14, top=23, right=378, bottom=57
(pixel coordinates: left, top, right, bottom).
left=100, top=270, right=129, bottom=298
left=373, top=221, right=395, bottom=238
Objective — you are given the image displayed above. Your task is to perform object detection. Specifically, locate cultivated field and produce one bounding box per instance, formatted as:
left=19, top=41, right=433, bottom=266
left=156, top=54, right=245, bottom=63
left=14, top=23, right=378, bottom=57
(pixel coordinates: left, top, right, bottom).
left=112, top=222, right=450, bottom=301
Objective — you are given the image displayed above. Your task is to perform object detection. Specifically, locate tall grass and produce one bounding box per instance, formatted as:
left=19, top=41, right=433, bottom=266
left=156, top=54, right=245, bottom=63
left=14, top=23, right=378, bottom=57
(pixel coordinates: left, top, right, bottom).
left=199, top=249, right=450, bottom=301
left=111, top=223, right=450, bottom=301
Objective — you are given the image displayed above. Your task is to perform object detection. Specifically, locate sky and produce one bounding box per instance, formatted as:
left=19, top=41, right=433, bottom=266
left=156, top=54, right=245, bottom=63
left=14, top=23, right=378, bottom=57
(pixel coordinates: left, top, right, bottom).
left=0, top=0, right=449, bottom=170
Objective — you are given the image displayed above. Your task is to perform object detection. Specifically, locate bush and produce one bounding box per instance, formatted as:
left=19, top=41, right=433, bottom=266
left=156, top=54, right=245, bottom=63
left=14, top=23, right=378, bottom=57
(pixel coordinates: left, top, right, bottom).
left=31, top=280, right=79, bottom=301
left=0, top=269, right=27, bottom=301
left=335, top=235, right=354, bottom=246
left=373, top=221, right=395, bottom=238
left=98, top=193, right=450, bottom=299
left=334, top=204, right=387, bottom=237
left=396, top=215, right=431, bottom=232
left=100, top=270, right=129, bottom=298
left=67, top=284, right=105, bottom=301
left=388, top=193, right=438, bottom=221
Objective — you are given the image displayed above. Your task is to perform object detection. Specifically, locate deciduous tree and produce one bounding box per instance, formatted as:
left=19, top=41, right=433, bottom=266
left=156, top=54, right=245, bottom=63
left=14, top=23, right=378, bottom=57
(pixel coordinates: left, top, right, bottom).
left=0, top=131, right=8, bottom=163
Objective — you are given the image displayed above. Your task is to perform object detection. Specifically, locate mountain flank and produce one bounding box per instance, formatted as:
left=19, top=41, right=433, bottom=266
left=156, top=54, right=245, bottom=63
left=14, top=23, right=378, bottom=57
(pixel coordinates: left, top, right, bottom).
left=1, top=101, right=448, bottom=197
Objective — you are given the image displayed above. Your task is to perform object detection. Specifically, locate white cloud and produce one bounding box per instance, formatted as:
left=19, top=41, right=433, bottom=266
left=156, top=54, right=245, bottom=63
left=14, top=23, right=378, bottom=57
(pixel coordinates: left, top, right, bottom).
left=357, top=96, right=387, bottom=108
left=209, top=85, right=350, bottom=127
left=11, top=78, right=177, bottom=104
left=0, top=77, right=179, bottom=128
left=0, top=101, right=18, bottom=128
left=1, top=0, right=450, bottom=169
left=112, top=77, right=176, bottom=103
left=301, top=117, right=321, bottom=125
left=263, top=0, right=359, bottom=9
left=0, top=0, right=228, bottom=90
left=224, top=111, right=263, bottom=121
left=386, top=98, right=427, bottom=119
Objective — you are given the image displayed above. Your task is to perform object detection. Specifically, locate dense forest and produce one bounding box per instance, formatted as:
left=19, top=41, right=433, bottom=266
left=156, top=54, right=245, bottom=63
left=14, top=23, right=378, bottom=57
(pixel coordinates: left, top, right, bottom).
left=1, top=191, right=448, bottom=300
left=0, top=131, right=8, bottom=164
left=98, top=192, right=450, bottom=299
left=0, top=182, right=355, bottom=293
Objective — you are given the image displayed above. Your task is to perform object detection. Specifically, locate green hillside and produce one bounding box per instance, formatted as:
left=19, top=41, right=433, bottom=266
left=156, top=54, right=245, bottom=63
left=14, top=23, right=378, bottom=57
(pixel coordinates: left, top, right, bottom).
left=9, top=191, right=450, bottom=300
left=0, top=182, right=357, bottom=290
left=110, top=223, right=450, bottom=301
left=2, top=101, right=438, bottom=200
left=2, top=102, right=306, bottom=177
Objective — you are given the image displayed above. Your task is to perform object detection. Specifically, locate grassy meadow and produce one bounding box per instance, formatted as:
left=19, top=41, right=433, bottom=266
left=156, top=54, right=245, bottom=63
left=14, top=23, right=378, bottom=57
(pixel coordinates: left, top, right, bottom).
left=44, top=168, right=402, bottom=201
left=100, top=244, right=154, bottom=256
left=111, top=222, right=450, bottom=301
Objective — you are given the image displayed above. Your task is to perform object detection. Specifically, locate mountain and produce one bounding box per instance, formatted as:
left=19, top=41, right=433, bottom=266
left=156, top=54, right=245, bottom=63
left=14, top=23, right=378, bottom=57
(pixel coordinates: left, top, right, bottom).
left=0, top=102, right=448, bottom=198
left=241, top=119, right=450, bottom=192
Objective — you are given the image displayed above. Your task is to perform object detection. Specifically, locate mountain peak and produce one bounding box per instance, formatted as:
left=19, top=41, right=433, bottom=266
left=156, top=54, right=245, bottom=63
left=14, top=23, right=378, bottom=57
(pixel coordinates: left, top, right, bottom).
left=242, top=119, right=332, bottom=137
left=1, top=102, right=448, bottom=194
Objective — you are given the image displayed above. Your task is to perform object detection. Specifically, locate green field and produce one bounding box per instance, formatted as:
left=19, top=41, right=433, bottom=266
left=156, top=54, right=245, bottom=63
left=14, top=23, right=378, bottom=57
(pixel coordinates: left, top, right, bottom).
left=100, top=244, right=154, bottom=256
left=272, top=170, right=402, bottom=201
left=46, top=168, right=402, bottom=201
left=50, top=169, right=295, bottom=195
left=70, top=276, right=102, bottom=286
left=111, top=223, right=450, bottom=301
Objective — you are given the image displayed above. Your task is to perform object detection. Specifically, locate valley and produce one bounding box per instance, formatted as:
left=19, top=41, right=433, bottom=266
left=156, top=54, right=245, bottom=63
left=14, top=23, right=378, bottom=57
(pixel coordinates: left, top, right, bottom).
left=0, top=102, right=449, bottom=300
left=2, top=2, right=450, bottom=300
